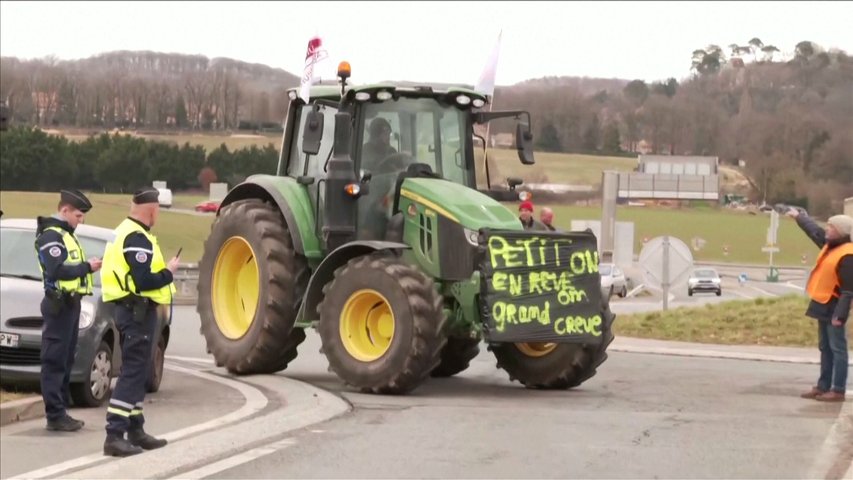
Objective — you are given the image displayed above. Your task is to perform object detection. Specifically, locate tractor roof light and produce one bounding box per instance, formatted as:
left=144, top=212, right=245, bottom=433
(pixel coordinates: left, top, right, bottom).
left=337, top=61, right=352, bottom=80
left=472, top=98, right=486, bottom=108
left=376, top=90, right=393, bottom=101
left=354, top=91, right=371, bottom=102
left=455, top=94, right=472, bottom=106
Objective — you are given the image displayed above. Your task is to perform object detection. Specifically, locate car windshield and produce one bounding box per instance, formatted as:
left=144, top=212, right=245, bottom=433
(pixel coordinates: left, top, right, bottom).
left=1, top=227, right=108, bottom=287
left=599, top=265, right=613, bottom=276
left=693, top=269, right=717, bottom=278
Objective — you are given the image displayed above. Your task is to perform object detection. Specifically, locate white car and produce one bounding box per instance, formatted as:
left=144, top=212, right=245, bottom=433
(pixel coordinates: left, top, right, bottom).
left=688, top=268, right=722, bottom=296
left=600, top=263, right=628, bottom=298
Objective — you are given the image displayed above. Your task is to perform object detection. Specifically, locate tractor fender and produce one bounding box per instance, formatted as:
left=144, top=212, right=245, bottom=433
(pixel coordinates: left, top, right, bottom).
left=298, top=241, right=410, bottom=324
left=219, top=175, right=322, bottom=259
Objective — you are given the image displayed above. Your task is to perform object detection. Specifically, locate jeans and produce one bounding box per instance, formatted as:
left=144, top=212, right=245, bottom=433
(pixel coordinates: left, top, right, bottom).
left=817, top=319, right=849, bottom=393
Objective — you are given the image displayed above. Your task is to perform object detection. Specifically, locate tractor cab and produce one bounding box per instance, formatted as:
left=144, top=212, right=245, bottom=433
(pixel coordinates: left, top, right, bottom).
left=282, top=62, right=535, bottom=250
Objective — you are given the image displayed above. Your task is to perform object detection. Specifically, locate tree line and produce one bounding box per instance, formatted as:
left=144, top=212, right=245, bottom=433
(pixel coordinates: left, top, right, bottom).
left=0, top=126, right=278, bottom=193
left=490, top=39, right=852, bottom=215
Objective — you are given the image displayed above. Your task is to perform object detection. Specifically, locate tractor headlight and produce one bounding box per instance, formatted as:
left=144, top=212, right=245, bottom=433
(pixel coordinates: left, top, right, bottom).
left=463, top=228, right=479, bottom=246
left=376, top=90, right=393, bottom=101
left=79, top=301, right=95, bottom=330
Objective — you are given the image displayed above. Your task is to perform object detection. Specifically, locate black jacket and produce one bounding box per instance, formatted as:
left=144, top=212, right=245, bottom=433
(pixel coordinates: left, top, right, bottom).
left=796, top=215, right=853, bottom=323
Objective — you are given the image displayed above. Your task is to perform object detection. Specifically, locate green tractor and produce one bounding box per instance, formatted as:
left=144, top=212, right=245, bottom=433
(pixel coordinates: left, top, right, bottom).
left=197, top=63, right=614, bottom=394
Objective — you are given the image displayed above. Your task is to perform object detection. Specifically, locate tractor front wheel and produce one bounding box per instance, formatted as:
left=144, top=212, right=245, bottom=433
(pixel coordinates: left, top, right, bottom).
left=317, top=252, right=446, bottom=394
left=197, top=199, right=308, bottom=374
left=490, top=301, right=615, bottom=389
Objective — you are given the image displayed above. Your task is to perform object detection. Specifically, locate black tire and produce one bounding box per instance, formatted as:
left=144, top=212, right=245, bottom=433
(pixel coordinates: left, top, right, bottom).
left=431, top=337, right=481, bottom=378
left=716, top=289, right=722, bottom=296
left=619, top=285, right=628, bottom=298
left=70, top=340, right=113, bottom=408
left=688, top=289, right=693, bottom=297
left=317, top=252, right=446, bottom=394
left=489, top=299, right=615, bottom=389
left=197, top=199, right=308, bottom=375
left=146, top=334, right=166, bottom=393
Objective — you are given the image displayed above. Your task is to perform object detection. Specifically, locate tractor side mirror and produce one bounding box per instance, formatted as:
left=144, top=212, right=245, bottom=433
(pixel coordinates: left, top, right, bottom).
left=302, top=106, right=324, bottom=155
left=507, top=177, right=523, bottom=191
left=516, top=121, right=534, bottom=165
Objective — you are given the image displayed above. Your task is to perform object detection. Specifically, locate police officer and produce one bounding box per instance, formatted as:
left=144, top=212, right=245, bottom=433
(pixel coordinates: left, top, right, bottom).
left=100, top=187, right=178, bottom=456
left=35, top=189, right=102, bottom=432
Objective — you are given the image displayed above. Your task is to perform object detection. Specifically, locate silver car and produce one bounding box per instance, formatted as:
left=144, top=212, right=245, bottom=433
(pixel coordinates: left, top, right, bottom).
left=0, top=218, right=170, bottom=407
left=600, top=263, right=628, bottom=298
left=687, top=268, right=722, bottom=296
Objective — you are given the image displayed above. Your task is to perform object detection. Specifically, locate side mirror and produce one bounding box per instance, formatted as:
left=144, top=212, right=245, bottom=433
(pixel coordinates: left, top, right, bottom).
left=507, top=177, right=523, bottom=191
left=516, top=121, right=534, bottom=165
left=302, top=106, right=324, bottom=155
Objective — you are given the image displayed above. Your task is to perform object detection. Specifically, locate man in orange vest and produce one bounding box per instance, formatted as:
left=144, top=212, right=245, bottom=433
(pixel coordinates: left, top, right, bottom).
left=787, top=209, right=852, bottom=402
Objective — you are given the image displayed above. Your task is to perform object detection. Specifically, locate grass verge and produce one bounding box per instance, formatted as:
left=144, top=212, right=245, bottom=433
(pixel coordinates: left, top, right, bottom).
left=613, top=294, right=818, bottom=347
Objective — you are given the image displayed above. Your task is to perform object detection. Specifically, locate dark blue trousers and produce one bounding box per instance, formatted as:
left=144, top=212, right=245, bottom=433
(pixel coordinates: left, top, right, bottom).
left=40, top=296, right=80, bottom=422
left=105, top=301, right=156, bottom=436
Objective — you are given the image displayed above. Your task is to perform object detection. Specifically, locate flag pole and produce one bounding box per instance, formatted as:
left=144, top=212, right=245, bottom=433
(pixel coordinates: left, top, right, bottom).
left=476, top=30, right=502, bottom=189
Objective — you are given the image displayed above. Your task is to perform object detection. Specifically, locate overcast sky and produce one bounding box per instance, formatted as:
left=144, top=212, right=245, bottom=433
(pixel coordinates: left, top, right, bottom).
left=1, top=1, right=850, bottom=86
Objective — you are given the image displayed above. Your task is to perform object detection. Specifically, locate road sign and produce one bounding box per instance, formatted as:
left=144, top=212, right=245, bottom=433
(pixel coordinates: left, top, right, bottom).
left=638, top=236, right=694, bottom=311
left=767, top=210, right=780, bottom=246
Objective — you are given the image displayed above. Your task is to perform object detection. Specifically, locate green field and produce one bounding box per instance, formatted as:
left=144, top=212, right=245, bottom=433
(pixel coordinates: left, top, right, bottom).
left=614, top=295, right=815, bottom=347
left=478, top=149, right=637, bottom=186
left=536, top=202, right=816, bottom=266
left=0, top=191, right=213, bottom=262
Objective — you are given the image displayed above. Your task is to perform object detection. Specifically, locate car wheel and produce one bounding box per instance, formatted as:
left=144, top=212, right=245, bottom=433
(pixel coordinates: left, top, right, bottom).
left=70, top=340, right=113, bottom=408
left=688, top=289, right=693, bottom=297
left=619, top=285, right=627, bottom=298
left=716, top=289, right=722, bottom=297
left=146, top=334, right=166, bottom=393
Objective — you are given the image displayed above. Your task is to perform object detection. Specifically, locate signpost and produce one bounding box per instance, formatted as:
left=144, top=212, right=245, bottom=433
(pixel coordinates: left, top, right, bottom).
left=764, top=210, right=780, bottom=282
left=638, top=236, right=694, bottom=311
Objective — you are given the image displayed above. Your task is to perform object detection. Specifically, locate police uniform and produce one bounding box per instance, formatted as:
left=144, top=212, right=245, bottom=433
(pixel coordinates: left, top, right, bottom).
left=100, top=187, right=175, bottom=457
left=34, top=189, right=94, bottom=432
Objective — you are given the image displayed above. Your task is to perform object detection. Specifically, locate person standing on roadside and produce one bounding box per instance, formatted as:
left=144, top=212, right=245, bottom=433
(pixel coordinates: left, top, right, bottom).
left=100, top=187, right=178, bottom=456
left=34, top=189, right=102, bottom=431
left=787, top=208, right=852, bottom=402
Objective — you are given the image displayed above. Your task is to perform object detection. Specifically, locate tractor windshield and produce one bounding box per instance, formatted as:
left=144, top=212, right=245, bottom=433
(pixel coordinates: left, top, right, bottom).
left=358, top=97, right=470, bottom=186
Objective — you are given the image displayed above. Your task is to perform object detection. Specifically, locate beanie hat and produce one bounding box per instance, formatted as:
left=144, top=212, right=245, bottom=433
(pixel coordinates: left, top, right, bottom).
left=827, top=215, right=853, bottom=236
left=519, top=200, right=534, bottom=212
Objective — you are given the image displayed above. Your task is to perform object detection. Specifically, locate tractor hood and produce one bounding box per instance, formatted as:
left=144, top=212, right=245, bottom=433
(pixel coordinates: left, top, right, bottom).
left=399, top=178, right=522, bottom=231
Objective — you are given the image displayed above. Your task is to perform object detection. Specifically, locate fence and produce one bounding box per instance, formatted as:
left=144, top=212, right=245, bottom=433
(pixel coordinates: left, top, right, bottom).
left=173, top=264, right=199, bottom=305
left=617, top=173, right=719, bottom=201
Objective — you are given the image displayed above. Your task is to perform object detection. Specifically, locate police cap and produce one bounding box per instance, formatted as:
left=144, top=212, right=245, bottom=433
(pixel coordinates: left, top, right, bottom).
left=132, top=187, right=160, bottom=205
left=60, top=189, right=93, bottom=213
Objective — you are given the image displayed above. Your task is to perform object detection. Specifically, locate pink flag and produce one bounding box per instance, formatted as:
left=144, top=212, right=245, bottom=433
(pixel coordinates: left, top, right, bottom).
left=475, top=30, right=502, bottom=98
left=300, top=36, right=325, bottom=103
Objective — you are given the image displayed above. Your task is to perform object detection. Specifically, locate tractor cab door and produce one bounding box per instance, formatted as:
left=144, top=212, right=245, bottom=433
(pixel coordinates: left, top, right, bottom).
left=287, top=102, right=338, bottom=235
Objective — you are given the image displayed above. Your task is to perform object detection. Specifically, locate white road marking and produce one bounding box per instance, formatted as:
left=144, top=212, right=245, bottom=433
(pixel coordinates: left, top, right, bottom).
left=166, top=438, right=296, bottom=479
left=807, top=401, right=853, bottom=480
left=10, top=363, right=267, bottom=480
left=747, top=284, right=778, bottom=298
left=166, top=354, right=216, bottom=365
left=782, top=281, right=806, bottom=291
left=731, top=289, right=755, bottom=300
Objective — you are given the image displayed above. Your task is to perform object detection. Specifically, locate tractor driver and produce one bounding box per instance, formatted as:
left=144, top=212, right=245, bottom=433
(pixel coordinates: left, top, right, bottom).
left=361, top=117, right=398, bottom=174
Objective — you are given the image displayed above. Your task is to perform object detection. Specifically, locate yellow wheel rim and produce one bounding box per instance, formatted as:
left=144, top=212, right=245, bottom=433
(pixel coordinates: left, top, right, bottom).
left=339, top=289, right=395, bottom=362
left=515, top=342, right=557, bottom=358
left=212, top=237, right=260, bottom=340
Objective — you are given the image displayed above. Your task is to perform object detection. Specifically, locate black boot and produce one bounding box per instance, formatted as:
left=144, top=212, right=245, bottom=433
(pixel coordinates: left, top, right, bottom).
left=128, top=429, right=168, bottom=450
left=103, top=434, right=144, bottom=457
left=46, top=416, right=83, bottom=432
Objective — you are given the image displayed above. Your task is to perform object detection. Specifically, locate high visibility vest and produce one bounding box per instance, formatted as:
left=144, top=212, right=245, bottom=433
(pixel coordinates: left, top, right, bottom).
left=806, top=242, right=853, bottom=303
left=35, top=226, right=93, bottom=295
left=101, top=218, right=176, bottom=305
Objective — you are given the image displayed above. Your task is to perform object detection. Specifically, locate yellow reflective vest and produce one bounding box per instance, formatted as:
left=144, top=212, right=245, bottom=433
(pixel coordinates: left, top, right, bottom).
left=35, top=226, right=93, bottom=295
left=101, top=218, right=176, bottom=304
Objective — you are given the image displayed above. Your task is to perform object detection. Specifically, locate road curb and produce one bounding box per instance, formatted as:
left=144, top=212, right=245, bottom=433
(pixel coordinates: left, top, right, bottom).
left=0, top=396, right=43, bottom=427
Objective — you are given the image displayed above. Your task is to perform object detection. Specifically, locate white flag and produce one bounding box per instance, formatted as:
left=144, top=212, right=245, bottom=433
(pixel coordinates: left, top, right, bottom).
left=299, top=35, right=325, bottom=103
left=475, top=30, right=502, bottom=97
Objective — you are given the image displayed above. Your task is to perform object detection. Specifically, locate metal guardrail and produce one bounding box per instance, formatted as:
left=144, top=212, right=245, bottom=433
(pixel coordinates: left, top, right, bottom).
left=173, top=263, right=199, bottom=304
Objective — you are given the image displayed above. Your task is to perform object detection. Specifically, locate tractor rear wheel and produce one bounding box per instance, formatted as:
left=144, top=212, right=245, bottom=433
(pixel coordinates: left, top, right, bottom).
left=317, top=252, right=446, bottom=394
left=197, top=199, right=308, bottom=374
left=431, top=337, right=481, bottom=378
left=489, top=300, right=615, bottom=389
